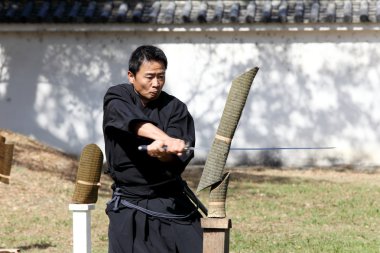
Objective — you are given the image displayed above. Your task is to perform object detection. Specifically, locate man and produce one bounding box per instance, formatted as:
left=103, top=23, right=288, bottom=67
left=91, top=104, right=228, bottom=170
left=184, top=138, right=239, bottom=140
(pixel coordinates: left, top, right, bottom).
left=103, top=45, right=203, bottom=253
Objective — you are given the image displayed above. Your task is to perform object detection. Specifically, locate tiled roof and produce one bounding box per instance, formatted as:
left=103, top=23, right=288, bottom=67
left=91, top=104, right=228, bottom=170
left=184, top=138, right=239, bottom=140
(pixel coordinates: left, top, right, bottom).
left=0, top=0, right=380, bottom=25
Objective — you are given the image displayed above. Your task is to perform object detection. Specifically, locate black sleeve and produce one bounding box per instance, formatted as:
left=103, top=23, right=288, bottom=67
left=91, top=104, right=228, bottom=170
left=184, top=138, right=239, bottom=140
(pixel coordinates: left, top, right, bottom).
left=164, top=101, right=195, bottom=170
left=167, top=102, right=195, bottom=147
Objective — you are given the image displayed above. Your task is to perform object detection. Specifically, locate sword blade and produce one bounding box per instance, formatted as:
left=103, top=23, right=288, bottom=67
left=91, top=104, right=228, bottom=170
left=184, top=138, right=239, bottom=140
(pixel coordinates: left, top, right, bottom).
left=137, top=145, right=335, bottom=151
left=224, top=147, right=335, bottom=151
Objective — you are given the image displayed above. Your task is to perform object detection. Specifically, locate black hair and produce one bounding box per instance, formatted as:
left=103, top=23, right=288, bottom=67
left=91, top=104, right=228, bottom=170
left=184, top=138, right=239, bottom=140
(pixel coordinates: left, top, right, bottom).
left=128, top=45, right=168, bottom=75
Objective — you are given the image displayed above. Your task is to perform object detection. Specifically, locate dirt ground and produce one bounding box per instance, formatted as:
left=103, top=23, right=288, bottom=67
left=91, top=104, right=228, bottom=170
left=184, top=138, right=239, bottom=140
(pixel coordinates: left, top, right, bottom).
left=0, top=129, right=78, bottom=180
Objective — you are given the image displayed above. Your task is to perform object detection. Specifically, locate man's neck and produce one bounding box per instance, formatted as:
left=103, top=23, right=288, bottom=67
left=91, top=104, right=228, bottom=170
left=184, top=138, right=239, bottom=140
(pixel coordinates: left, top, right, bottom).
left=133, top=87, right=148, bottom=107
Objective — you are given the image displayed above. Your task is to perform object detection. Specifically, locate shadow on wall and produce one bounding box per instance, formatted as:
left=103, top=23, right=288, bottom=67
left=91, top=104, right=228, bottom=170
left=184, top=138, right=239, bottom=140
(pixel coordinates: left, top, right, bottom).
left=171, top=32, right=380, bottom=167
left=0, top=31, right=379, bottom=167
left=0, top=33, right=141, bottom=154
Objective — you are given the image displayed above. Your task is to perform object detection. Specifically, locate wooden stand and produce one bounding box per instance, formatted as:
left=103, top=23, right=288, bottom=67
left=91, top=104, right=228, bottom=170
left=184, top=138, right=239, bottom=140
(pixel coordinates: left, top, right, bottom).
left=69, top=204, right=95, bottom=253
left=201, top=218, right=232, bottom=253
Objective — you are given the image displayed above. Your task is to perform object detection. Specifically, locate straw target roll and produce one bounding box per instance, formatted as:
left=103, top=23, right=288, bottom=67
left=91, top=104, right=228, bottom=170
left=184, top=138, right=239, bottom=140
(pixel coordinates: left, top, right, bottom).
left=0, top=136, right=14, bottom=185
left=208, top=172, right=230, bottom=218
left=196, top=67, right=259, bottom=218
left=72, top=143, right=104, bottom=204
left=197, top=67, right=259, bottom=193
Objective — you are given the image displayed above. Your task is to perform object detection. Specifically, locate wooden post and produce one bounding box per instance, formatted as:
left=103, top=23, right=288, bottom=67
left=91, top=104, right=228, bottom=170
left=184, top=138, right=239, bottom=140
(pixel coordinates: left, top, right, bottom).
left=69, top=204, right=95, bottom=253
left=201, top=218, right=232, bottom=253
left=0, top=137, right=19, bottom=253
left=0, top=135, right=14, bottom=185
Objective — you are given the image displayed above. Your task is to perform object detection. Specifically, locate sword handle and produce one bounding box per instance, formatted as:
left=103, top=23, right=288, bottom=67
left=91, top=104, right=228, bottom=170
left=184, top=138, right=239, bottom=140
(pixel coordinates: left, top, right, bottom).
left=137, top=145, right=194, bottom=151
left=138, top=145, right=169, bottom=151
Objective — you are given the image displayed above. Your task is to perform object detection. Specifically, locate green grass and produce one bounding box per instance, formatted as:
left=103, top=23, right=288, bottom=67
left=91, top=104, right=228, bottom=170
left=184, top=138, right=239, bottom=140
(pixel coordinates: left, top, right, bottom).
left=227, top=179, right=380, bottom=253
left=1, top=167, right=380, bottom=252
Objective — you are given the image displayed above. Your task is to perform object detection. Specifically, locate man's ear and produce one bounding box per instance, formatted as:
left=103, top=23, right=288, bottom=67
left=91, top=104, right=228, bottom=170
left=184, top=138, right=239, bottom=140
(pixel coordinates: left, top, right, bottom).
left=127, top=71, right=135, bottom=84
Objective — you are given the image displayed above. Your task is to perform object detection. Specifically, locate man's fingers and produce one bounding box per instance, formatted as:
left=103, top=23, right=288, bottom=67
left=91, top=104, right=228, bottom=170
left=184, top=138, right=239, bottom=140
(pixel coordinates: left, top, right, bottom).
left=163, top=139, right=186, bottom=153
left=146, top=139, right=187, bottom=158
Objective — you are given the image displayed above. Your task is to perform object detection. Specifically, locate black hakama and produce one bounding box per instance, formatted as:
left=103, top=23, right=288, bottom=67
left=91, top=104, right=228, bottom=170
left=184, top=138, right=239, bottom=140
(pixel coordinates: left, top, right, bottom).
left=103, top=83, right=202, bottom=253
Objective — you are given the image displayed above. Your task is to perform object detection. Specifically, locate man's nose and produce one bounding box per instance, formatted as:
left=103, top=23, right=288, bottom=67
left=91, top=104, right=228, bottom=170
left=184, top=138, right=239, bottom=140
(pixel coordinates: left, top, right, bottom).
left=152, top=77, right=160, bottom=87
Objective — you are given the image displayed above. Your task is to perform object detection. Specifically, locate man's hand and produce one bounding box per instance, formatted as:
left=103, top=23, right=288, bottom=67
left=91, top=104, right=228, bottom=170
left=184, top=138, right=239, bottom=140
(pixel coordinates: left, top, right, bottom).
left=147, top=138, right=187, bottom=161
left=133, top=122, right=188, bottom=161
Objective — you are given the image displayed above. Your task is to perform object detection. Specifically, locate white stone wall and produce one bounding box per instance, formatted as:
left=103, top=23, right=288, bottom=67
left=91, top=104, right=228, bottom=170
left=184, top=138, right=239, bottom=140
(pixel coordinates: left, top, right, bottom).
left=1, top=25, right=379, bottom=168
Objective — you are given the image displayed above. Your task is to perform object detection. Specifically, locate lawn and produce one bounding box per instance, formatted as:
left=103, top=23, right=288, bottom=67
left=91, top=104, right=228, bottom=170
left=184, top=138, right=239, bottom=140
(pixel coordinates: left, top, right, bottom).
left=2, top=165, right=380, bottom=253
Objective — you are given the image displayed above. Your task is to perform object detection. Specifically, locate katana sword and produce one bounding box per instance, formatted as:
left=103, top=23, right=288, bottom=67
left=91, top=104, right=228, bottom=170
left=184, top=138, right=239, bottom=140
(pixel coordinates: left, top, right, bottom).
left=137, top=145, right=335, bottom=152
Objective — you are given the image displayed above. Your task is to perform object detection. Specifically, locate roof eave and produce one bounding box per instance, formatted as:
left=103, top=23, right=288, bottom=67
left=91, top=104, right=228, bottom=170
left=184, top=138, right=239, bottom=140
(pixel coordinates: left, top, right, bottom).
left=1, top=23, right=380, bottom=33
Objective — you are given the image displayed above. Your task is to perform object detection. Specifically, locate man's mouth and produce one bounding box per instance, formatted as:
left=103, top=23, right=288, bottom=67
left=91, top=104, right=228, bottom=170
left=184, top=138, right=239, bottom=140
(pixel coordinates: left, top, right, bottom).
left=150, top=90, right=160, bottom=96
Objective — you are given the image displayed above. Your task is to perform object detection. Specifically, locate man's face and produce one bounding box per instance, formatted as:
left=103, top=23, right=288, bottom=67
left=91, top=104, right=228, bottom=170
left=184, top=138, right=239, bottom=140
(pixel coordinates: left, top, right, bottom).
left=128, top=60, right=166, bottom=105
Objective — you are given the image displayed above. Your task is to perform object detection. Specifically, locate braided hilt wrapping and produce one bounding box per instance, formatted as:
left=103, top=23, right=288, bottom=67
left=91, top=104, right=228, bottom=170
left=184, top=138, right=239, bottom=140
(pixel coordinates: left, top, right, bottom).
left=196, top=67, right=259, bottom=218
left=72, top=144, right=103, bottom=204
left=0, top=136, right=14, bottom=185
